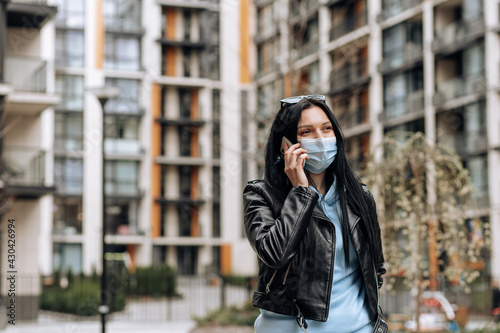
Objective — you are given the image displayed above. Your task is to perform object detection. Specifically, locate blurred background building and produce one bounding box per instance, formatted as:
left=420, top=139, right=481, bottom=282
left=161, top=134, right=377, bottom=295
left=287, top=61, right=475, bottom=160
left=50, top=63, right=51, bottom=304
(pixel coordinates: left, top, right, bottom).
left=0, top=0, right=255, bottom=314
left=251, top=0, right=499, bottom=282
left=0, top=0, right=499, bottom=317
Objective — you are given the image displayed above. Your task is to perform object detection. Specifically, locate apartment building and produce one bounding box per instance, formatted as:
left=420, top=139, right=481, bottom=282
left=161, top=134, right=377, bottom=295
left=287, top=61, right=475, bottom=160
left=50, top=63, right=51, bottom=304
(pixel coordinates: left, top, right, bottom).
left=50, top=0, right=254, bottom=277
left=251, top=0, right=500, bottom=280
left=0, top=0, right=59, bottom=319
left=0, top=0, right=256, bottom=305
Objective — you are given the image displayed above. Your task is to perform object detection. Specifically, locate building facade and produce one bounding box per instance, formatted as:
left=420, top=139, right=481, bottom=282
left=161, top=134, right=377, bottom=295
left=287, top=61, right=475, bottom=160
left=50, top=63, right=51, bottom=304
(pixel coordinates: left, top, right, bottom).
left=0, top=0, right=257, bottom=310
left=250, top=0, right=500, bottom=281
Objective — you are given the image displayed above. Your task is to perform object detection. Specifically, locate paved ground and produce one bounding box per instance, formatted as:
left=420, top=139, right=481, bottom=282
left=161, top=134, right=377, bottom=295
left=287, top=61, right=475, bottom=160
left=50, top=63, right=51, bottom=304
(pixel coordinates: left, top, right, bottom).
left=1, top=320, right=196, bottom=333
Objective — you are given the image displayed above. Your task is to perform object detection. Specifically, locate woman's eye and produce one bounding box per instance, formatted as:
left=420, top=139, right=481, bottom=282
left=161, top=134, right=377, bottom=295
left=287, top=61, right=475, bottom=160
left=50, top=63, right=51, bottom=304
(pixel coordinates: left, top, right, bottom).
left=324, top=126, right=333, bottom=131
left=299, top=130, right=311, bottom=135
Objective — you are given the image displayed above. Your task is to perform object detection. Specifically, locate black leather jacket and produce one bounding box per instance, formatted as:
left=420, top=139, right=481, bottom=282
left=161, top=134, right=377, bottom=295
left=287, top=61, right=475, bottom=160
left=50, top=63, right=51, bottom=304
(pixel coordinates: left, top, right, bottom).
left=243, top=179, right=387, bottom=331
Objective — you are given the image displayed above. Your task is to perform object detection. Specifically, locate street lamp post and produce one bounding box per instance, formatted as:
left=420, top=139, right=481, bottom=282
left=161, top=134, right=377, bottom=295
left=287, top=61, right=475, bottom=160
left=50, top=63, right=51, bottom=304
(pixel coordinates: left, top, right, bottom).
left=87, top=86, right=120, bottom=333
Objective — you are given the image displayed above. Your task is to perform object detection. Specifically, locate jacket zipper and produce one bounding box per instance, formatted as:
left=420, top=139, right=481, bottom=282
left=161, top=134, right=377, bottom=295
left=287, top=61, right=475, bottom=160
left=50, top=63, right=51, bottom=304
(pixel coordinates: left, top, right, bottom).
left=314, top=209, right=336, bottom=321
left=266, top=261, right=292, bottom=294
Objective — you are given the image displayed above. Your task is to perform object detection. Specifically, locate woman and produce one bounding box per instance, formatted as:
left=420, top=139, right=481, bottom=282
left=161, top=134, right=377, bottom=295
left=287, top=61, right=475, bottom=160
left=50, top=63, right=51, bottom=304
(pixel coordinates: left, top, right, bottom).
left=243, top=95, right=387, bottom=333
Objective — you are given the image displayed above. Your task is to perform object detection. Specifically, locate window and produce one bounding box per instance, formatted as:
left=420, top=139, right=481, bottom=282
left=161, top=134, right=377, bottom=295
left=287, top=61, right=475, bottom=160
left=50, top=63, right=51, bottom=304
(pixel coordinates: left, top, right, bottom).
left=177, top=246, right=197, bottom=274
left=212, top=90, right=221, bottom=159
left=55, top=113, right=83, bottom=151
left=105, top=161, right=139, bottom=196
left=384, top=118, right=425, bottom=140
left=56, top=30, right=84, bottom=68
left=105, top=199, right=139, bottom=235
left=53, top=197, right=83, bottom=235
left=104, top=0, right=141, bottom=32
left=382, top=21, right=422, bottom=69
left=55, top=75, right=84, bottom=111
left=54, top=158, right=83, bottom=194
left=104, top=78, right=142, bottom=114
left=56, top=0, right=85, bottom=28
left=464, top=155, right=488, bottom=207
left=179, top=166, right=192, bottom=198
left=384, top=68, right=423, bottom=119
left=104, top=116, right=141, bottom=154
left=53, top=243, right=83, bottom=274
left=104, top=34, right=141, bottom=71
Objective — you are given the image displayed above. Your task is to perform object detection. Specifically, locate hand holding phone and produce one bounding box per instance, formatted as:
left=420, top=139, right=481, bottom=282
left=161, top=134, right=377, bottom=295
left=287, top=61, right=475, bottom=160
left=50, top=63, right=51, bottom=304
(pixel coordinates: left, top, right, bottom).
left=281, top=136, right=306, bottom=168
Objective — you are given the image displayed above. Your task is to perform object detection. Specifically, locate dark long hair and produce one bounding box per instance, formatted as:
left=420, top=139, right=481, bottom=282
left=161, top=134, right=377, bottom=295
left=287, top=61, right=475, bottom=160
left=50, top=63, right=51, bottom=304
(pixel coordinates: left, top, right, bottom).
left=264, top=98, right=380, bottom=265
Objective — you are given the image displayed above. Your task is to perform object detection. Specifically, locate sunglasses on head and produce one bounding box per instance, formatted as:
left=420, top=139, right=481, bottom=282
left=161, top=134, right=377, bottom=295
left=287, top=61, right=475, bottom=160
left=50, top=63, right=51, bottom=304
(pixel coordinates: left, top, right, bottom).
left=280, top=94, right=326, bottom=104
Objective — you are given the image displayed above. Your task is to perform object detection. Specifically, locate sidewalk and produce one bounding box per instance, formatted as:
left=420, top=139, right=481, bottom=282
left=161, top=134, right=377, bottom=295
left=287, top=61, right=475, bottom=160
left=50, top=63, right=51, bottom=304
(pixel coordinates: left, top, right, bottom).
left=2, top=320, right=196, bottom=333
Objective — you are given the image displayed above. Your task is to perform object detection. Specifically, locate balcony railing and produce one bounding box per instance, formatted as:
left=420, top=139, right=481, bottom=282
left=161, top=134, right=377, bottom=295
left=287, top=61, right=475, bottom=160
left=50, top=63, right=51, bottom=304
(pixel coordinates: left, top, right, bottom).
left=105, top=182, right=140, bottom=197
left=2, top=147, right=46, bottom=186
left=330, top=60, right=368, bottom=93
left=105, top=218, right=142, bottom=236
left=384, top=90, right=424, bottom=120
left=330, top=10, right=367, bottom=41
left=432, top=18, right=485, bottom=53
left=433, top=75, right=485, bottom=107
left=336, top=107, right=367, bottom=128
left=289, top=0, right=320, bottom=23
left=5, top=56, right=47, bottom=93
left=439, top=133, right=487, bottom=157
left=378, top=43, right=423, bottom=73
left=105, top=17, right=142, bottom=33
left=296, top=36, right=319, bottom=59
left=104, top=139, right=142, bottom=155
left=377, top=0, right=421, bottom=22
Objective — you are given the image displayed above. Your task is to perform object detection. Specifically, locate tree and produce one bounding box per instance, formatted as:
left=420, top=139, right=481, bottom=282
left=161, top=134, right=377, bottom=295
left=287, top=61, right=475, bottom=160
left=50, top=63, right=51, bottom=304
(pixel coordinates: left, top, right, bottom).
left=363, top=132, right=487, bottom=332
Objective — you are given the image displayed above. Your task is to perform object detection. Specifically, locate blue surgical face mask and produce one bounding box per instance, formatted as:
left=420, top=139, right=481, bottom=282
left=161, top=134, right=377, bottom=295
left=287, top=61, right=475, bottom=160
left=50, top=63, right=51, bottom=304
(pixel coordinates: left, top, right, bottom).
left=298, top=137, right=338, bottom=174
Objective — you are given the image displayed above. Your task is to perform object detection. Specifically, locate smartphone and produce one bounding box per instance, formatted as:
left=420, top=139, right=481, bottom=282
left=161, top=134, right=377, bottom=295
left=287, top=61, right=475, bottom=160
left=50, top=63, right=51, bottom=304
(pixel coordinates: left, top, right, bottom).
left=280, top=136, right=305, bottom=167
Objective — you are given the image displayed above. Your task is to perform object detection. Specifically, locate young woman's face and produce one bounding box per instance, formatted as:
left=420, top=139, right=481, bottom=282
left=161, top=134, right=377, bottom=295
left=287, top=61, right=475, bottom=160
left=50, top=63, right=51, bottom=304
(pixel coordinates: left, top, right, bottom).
left=296, top=106, right=335, bottom=140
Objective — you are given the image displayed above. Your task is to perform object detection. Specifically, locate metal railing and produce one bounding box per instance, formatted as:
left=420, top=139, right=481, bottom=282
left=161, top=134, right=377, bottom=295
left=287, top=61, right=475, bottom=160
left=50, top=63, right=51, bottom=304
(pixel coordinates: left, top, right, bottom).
left=330, top=10, right=367, bottom=41
left=5, top=56, right=47, bottom=93
left=330, top=60, right=368, bottom=92
left=2, top=146, right=46, bottom=186
left=336, top=107, right=367, bottom=128
left=4, top=272, right=495, bottom=325
left=433, top=75, right=485, bottom=107
left=433, top=18, right=485, bottom=52
left=104, top=138, right=142, bottom=155
left=379, top=43, right=423, bottom=73
left=377, top=0, right=421, bottom=22
left=384, top=90, right=424, bottom=120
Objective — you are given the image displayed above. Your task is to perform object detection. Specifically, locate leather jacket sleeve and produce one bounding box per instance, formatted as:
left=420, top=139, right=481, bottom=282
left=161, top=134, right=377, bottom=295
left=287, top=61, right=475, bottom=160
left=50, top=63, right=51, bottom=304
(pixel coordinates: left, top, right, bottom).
left=243, top=183, right=319, bottom=270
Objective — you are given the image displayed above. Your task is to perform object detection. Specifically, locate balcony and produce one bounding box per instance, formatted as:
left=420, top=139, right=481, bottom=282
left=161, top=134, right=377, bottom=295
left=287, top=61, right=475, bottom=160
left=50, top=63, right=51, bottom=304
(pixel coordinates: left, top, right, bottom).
left=104, top=139, right=143, bottom=157
left=157, top=0, right=215, bottom=10
left=329, top=60, right=369, bottom=94
left=4, top=56, right=60, bottom=115
left=432, top=19, right=485, bottom=56
left=7, top=0, right=57, bottom=29
left=296, top=36, right=319, bottom=59
left=336, top=107, right=367, bottom=129
left=156, top=117, right=206, bottom=127
left=439, top=133, right=487, bottom=157
left=378, top=43, right=423, bottom=74
left=433, top=75, right=486, bottom=108
left=377, top=0, right=421, bottom=22
left=105, top=183, right=141, bottom=199
left=289, top=0, right=320, bottom=24
left=2, top=147, right=55, bottom=198
left=330, top=10, right=367, bottom=41
left=384, top=90, right=424, bottom=121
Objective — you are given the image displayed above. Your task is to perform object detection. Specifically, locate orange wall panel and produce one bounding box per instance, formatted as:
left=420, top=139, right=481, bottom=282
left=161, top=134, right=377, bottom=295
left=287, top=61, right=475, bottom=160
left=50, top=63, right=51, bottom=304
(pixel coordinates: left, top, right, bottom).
left=96, top=0, right=104, bottom=69
left=151, top=83, right=162, bottom=238
left=220, top=244, right=232, bottom=275
left=239, top=0, right=251, bottom=83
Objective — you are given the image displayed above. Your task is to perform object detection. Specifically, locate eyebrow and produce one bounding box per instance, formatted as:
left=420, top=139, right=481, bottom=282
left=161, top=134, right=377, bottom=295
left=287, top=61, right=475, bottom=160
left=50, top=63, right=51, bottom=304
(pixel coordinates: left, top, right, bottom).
left=297, top=121, right=332, bottom=129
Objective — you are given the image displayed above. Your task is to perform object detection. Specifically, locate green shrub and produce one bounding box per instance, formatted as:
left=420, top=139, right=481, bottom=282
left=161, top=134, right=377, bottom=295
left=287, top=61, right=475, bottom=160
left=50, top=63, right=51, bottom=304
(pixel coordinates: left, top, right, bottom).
left=195, top=302, right=260, bottom=327
left=41, top=274, right=127, bottom=316
left=128, top=265, right=178, bottom=297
